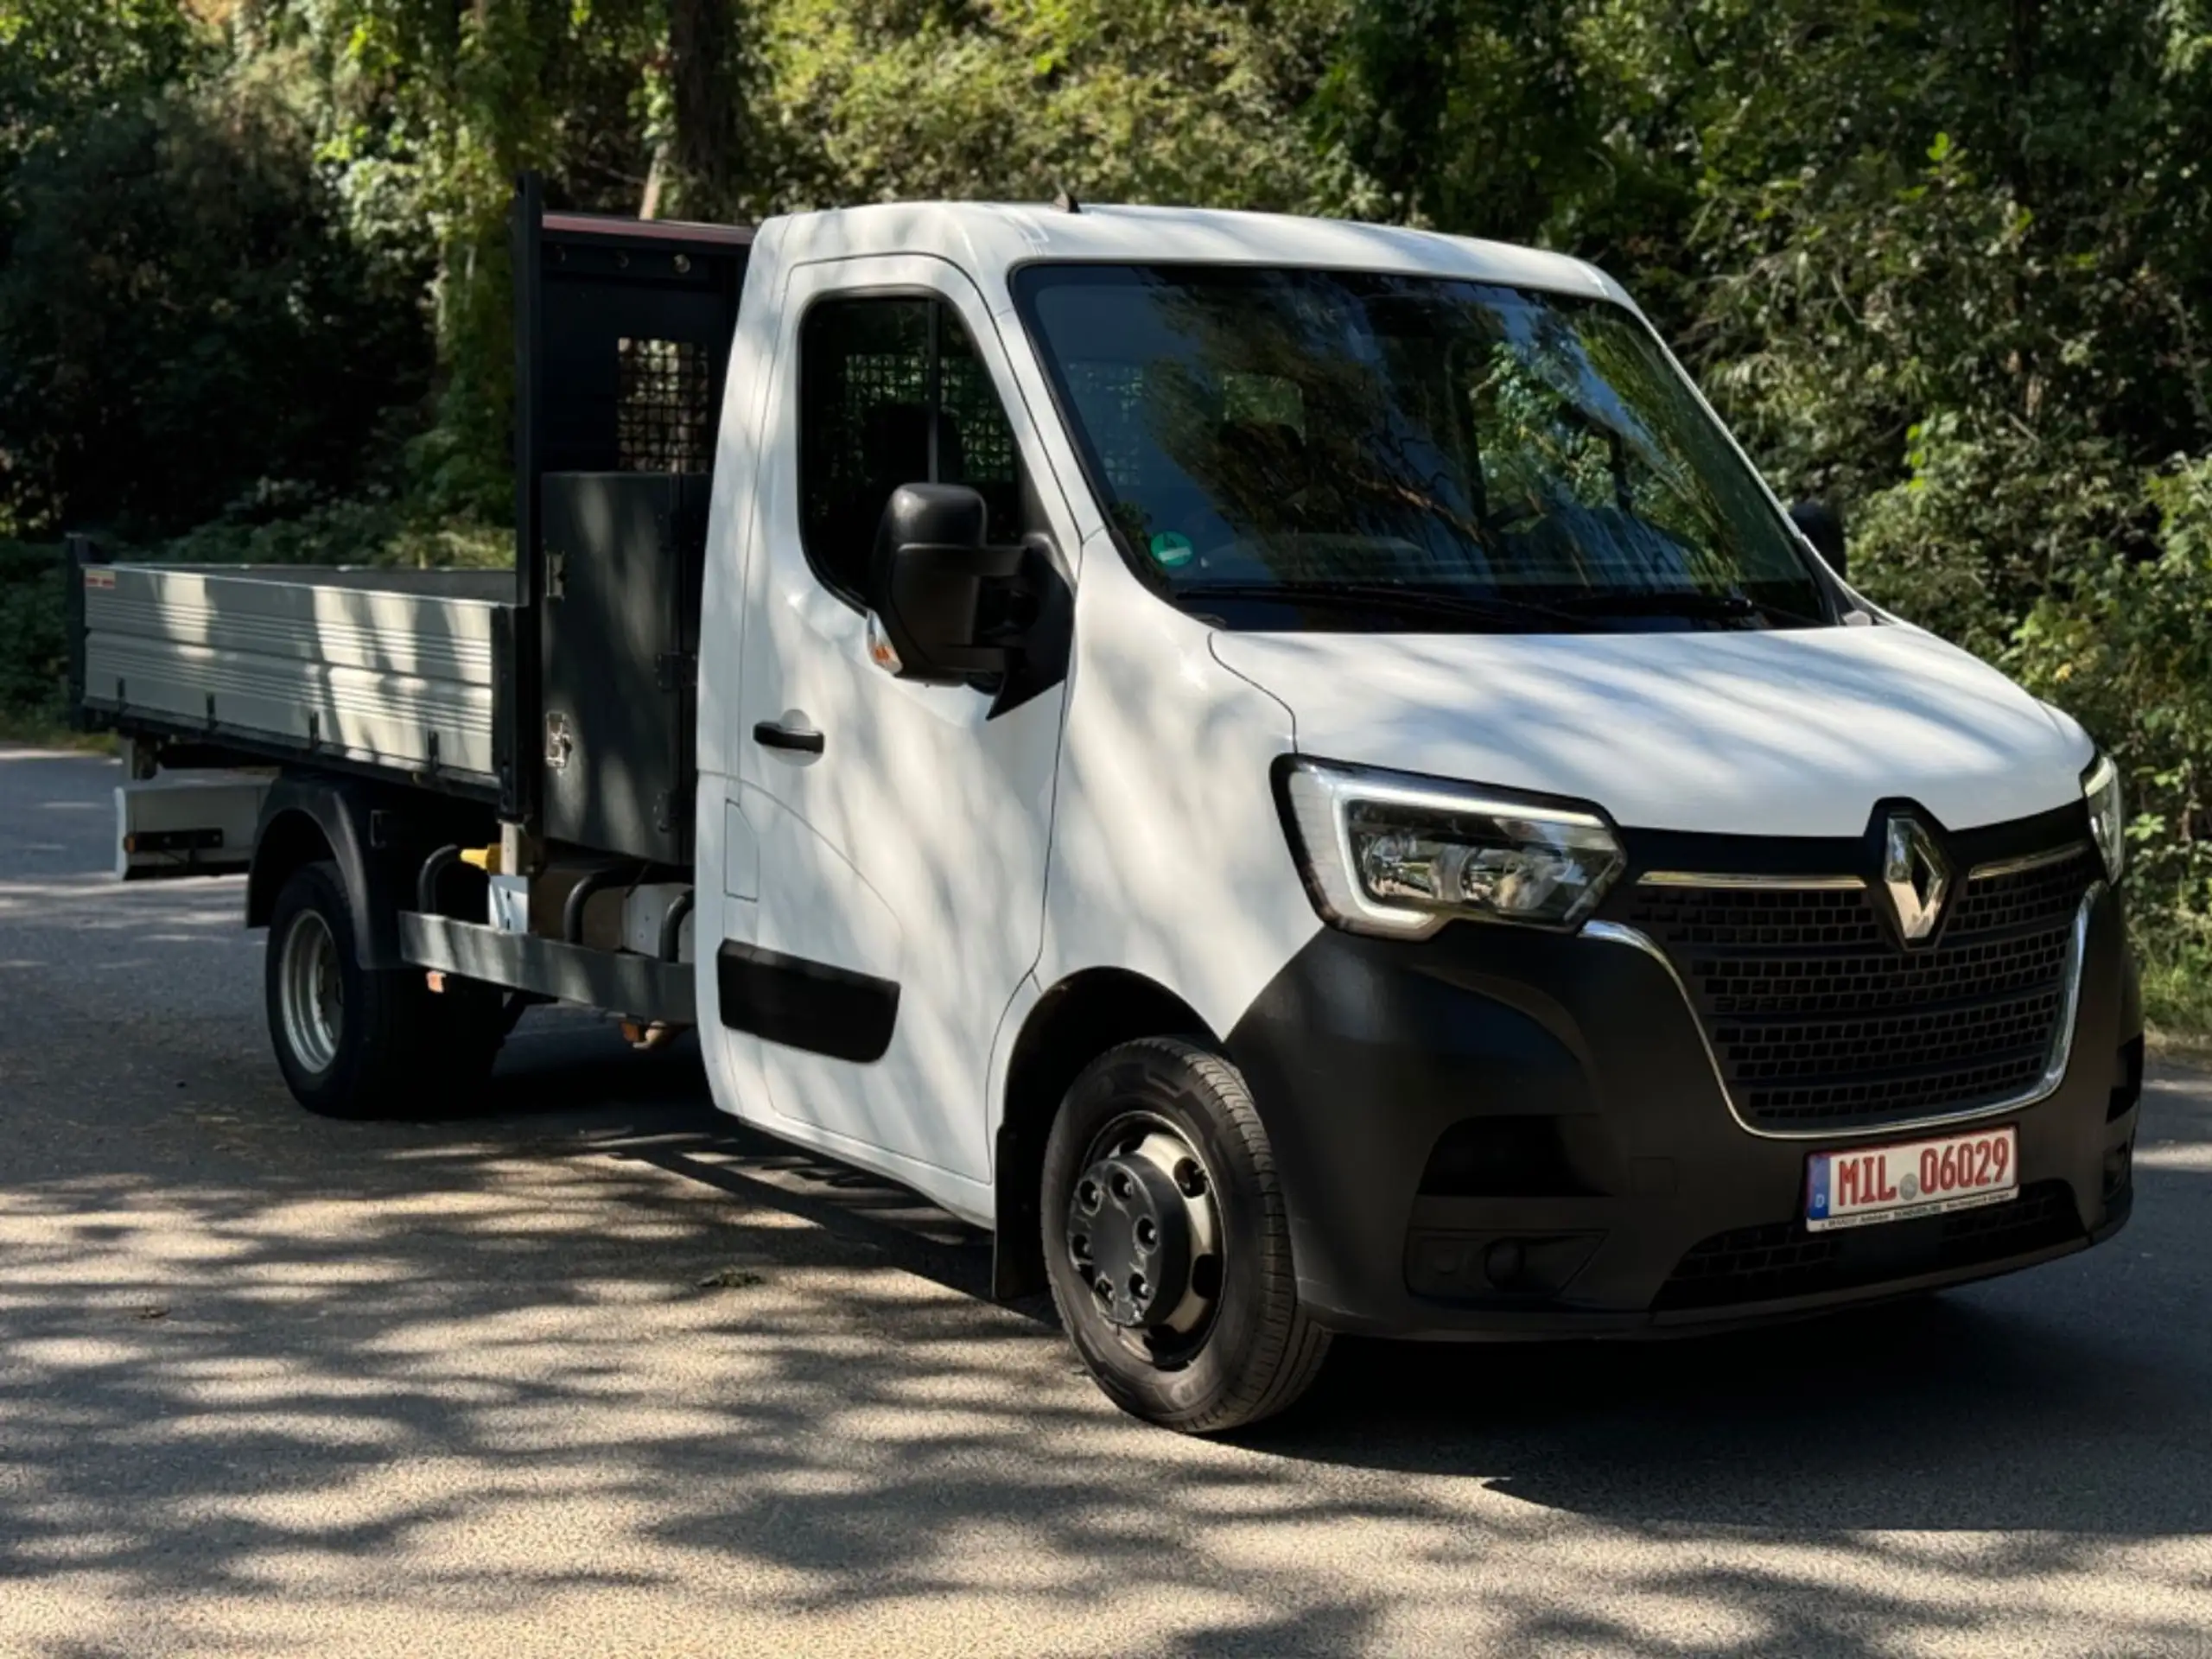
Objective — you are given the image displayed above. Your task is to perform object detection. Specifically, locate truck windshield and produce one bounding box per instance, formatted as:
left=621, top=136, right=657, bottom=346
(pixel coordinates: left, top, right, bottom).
left=1012, top=264, right=1832, bottom=632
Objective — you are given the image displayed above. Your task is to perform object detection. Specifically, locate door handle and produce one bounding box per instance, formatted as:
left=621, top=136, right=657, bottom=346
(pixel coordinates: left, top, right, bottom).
left=753, top=720, right=824, bottom=755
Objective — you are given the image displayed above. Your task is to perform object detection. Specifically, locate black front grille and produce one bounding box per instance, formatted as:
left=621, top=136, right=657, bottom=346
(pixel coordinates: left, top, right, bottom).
left=1630, top=846, right=2096, bottom=1132
left=1654, top=1179, right=2082, bottom=1310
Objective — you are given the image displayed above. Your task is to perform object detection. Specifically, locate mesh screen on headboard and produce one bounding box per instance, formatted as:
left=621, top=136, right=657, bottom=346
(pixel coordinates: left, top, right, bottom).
left=616, top=338, right=714, bottom=473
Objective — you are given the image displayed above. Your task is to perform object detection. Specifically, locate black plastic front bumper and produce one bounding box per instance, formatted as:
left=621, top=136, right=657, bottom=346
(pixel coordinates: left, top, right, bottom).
left=1224, top=886, right=2142, bottom=1338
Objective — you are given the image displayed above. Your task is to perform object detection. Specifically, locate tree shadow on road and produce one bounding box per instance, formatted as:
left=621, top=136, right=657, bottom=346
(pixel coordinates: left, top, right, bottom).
left=2, top=1013, right=2208, bottom=1656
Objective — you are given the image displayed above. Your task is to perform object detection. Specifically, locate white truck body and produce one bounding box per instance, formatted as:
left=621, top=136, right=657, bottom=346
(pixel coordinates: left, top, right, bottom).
left=75, top=194, right=2141, bottom=1432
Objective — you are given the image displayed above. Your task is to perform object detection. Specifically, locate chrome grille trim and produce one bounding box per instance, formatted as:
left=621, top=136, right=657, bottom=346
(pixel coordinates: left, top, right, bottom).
left=1636, top=838, right=2094, bottom=893
left=1968, top=840, right=2096, bottom=881
left=1638, top=871, right=1866, bottom=891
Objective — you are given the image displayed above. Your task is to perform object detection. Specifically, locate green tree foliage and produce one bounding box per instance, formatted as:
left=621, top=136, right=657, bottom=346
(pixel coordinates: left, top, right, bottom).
left=753, top=0, right=1351, bottom=211
left=0, top=0, right=202, bottom=166
left=1, top=0, right=2208, bottom=1022
left=249, top=0, right=672, bottom=515
left=0, top=84, right=431, bottom=535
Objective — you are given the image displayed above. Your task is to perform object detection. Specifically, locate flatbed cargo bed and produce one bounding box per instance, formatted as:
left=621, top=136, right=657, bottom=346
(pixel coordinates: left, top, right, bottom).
left=76, top=562, right=516, bottom=793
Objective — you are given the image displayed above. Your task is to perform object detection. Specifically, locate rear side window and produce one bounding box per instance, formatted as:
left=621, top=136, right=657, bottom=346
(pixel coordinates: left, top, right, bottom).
left=798, top=296, right=1026, bottom=607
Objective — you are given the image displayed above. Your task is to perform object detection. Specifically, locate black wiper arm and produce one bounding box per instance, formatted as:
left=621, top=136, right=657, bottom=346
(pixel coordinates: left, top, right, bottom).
left=1179, top=582, right=1584, bottom=628
left=1554, top=588, right=1751, bottom=618
left=1552, top=588, right=1827, bottom=627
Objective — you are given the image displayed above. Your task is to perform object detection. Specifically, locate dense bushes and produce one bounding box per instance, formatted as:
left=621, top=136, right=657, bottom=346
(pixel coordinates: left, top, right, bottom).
left=2000, top=461, right=2212, bottom=1032
left=0, top=542, right=66, bottom=732
left=0, top=86, right=431, bottom=539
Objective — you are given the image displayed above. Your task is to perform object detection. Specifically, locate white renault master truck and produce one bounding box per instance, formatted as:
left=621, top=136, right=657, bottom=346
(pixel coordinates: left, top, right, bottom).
left=75, top=187, right=2142, bottom=1432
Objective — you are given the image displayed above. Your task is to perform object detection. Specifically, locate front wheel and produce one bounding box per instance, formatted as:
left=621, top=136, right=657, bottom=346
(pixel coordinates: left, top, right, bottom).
left=1042, top=1037, right=1331, bottom=1433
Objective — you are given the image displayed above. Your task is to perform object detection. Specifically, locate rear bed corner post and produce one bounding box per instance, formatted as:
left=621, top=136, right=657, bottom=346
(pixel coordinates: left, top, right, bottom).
left=64, top=534, right=105, bottom=732
left=506, top=171, right=547, bottom=836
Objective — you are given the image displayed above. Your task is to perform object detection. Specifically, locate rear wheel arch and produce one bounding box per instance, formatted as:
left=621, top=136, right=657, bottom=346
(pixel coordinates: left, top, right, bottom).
left=247, top=808, right=339, bottom=931
left=245, top=773, right=493, bottom=969
left=993, top=968, right=1217, bottom=1300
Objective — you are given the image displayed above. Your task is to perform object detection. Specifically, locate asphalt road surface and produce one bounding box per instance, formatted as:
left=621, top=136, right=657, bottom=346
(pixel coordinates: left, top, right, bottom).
left=3, top=744, right=2209, bottom=1658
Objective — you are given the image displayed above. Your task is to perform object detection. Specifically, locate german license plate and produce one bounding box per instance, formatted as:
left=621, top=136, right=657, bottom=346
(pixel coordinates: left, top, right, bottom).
left=1804, top=1125, right=2018, bottom=1232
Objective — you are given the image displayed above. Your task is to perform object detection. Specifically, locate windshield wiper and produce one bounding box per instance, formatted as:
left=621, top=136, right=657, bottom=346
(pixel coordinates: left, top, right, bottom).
left=1550, top=589, right=1827, bottom=627
left=1178, top=582, right=1584, bottom=630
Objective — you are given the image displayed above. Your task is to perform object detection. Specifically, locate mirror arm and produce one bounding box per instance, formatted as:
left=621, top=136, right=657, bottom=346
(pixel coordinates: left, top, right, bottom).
left=986, top=534, right=1072, bottom=719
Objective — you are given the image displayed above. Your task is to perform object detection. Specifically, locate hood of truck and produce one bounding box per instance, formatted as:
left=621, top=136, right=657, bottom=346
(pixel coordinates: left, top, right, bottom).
left=1209, top=622, right=2093, bottom=837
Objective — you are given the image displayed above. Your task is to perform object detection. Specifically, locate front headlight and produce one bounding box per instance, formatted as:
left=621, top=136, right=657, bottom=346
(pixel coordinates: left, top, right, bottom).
left=2083, top=753, right=2125, bottom=881
left=1281, top=760, right=1626, bottom=938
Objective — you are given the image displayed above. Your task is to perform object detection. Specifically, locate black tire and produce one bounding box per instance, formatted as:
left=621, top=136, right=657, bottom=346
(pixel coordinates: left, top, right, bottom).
left=1042, top=1036, right=1332, bottom=1433
left=264, top=861, right=503, bottom=1118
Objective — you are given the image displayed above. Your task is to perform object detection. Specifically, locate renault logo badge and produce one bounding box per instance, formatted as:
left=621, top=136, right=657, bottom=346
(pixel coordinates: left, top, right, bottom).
left=1883, top=814, right=1951, bottom=943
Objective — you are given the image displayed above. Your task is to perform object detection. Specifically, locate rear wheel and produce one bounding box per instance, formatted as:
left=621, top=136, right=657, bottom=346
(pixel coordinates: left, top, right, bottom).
left=1042, top=1037, right=1331, bottom=1433
left=264, top=861, right=502, bottom=1117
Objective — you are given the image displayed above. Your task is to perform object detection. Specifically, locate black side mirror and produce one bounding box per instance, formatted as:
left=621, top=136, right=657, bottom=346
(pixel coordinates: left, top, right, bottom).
left=868, top=484, right=1027, bottom=683
left=1789, top=498, right=1848, bottom=581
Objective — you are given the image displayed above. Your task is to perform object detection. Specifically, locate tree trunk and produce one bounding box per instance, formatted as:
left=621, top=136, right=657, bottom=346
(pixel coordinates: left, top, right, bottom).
left=669, top=0, right=739, bottom=218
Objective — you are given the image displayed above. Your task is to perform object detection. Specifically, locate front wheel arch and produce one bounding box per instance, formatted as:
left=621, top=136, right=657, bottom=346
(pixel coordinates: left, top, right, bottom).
left=993, top=969, right=1217, bottom=1301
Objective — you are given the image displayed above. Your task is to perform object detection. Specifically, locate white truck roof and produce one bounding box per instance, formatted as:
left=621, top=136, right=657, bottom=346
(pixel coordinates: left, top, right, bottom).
left=755, top=201, right=1628, bottom=309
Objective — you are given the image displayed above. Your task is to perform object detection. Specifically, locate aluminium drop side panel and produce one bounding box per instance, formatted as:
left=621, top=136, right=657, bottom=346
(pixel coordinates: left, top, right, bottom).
left=77, top=563, right=509, bottom=785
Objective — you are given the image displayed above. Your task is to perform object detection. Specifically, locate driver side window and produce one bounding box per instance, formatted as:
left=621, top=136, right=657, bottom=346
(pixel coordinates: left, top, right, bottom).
left=797, top=295, right=1027, bottom=608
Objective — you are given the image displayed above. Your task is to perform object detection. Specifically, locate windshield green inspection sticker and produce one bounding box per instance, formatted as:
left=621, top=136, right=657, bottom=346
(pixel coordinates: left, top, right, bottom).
left=1148, top=531, right=1194, bottom=569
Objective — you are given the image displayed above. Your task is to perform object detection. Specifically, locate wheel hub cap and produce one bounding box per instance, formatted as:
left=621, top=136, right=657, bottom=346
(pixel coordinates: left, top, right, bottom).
left=279, top=911, right=343, bottom=1074
left=1065, top=1128, right=1219, bottom=1333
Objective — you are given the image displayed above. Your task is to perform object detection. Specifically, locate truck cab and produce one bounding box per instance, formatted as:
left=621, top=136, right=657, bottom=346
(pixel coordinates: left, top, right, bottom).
left=76, top=190, right=2143, bottom=1433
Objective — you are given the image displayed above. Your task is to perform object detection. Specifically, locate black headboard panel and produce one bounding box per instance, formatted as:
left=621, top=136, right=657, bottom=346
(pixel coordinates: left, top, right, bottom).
left=502, top=175, right=751, bottom=832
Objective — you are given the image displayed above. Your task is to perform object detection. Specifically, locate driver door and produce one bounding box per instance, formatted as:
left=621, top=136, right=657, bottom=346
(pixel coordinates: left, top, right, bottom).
left=730, top=257, right=1073, bottom=1195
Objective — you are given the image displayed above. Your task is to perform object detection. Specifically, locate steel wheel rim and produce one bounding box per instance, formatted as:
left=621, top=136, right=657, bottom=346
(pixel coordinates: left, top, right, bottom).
left=1064, top=1109, right=1224, bottom=1368
left=278, top=910, right=343, bottom=1074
